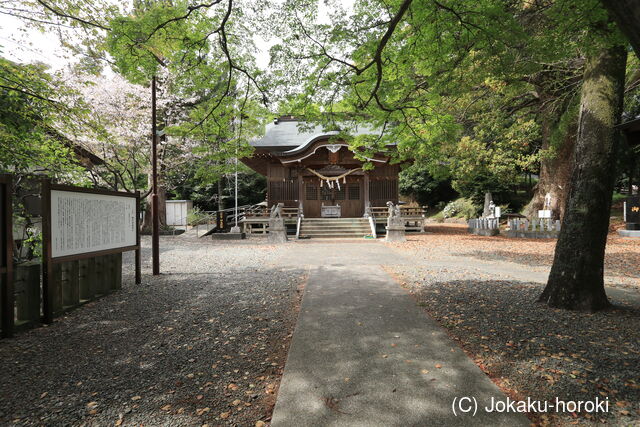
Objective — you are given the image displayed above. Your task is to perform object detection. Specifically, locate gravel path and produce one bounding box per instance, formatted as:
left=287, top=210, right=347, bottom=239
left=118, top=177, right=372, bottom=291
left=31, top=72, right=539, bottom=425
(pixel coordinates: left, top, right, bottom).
left=401, top=224, right=640, bottom=287
left=0, top=236, right=305, bottom=426
left=387, top=225, right=640, bottom=426
left=1, top=227, right=638, bottom=426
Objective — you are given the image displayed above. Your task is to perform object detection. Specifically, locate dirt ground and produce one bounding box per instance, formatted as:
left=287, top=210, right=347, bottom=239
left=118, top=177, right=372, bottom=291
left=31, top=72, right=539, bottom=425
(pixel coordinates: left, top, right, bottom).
left=388, top=224, right=639, bottom=426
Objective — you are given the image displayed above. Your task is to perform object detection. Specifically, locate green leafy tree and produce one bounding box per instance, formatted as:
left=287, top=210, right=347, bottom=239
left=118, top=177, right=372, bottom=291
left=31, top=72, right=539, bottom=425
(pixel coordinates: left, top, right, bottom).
left=273, top=0, right=632, bottom=310
left=399, top=164, right=457, bottom=207
left=0, top=57, right=88, bottom=181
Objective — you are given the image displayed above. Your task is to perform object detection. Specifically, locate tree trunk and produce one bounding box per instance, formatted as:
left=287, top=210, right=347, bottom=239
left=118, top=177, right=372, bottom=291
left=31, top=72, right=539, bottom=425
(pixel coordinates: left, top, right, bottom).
left=524, top=62, right=582, bottom=221
left=539, top=44, right=627, bottom=311
left=525, top=121, right=577, bottom=221
left=600, top=0, right=640, bottom=60
left=142, top=173, right=167, bottom=231
left=216, top=178, right=224, bottom=211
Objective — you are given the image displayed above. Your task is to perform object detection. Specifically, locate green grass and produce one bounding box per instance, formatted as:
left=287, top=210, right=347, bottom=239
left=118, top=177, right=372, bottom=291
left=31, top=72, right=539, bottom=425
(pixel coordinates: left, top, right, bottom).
left=612, top=192, right=627, bottom=204
left=429, top=211, right=445, bottom=222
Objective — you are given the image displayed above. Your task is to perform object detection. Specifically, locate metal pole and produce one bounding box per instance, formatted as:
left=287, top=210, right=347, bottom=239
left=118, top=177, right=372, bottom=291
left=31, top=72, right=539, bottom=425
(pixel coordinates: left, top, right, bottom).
left=151, top=75, right=160, bottom=275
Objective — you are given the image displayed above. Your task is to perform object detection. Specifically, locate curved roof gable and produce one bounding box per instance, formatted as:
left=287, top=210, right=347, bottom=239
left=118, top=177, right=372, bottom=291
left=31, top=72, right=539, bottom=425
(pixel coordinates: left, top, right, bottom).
left=251, top=119, right=381, bottom=151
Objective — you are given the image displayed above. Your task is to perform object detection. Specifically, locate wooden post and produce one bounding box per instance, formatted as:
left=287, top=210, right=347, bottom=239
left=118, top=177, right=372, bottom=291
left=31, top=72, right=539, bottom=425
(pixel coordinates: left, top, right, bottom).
left=62, top=260, right=80, bottom=308
left=96, top=255, right=110, bottom=295
left=78, top=258, right=94, bottom=301
left=52, top=263, right=63, bottom=314
left=363, top=172, right=370, bottom=212
left=297, top=170, right=304, bottom=215
left=41, top=179, right=54, bottom=324
left=112, top=253, right=123, bottom=290
left=94, top=256, right=105, bottom=295
left=151, top=75, right=160, bottom=276
left=14, top=262, right=40, bottom=325
left=135, top=191, right=141, bottom=285
left=1, top=175, right=14, bottom=337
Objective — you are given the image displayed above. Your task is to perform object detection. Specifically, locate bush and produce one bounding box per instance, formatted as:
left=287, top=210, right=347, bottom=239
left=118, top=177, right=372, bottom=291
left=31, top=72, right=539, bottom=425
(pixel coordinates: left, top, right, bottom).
left=399, top=164, right=458, bottom=207
left=430, top=211, right=445, bottom=223
left=187, top=206, right=211, bottom=226
left=442, top=198, right=480, bottom=219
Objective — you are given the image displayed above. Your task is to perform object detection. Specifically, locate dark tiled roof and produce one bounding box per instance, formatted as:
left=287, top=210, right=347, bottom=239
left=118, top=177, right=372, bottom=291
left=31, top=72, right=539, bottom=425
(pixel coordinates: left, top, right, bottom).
left=251, top=120, right=381, bottom=150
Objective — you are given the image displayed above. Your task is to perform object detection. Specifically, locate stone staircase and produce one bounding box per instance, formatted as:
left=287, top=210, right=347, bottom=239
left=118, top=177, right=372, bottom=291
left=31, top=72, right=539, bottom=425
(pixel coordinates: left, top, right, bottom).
left=298, top=218, right=373, bottom=239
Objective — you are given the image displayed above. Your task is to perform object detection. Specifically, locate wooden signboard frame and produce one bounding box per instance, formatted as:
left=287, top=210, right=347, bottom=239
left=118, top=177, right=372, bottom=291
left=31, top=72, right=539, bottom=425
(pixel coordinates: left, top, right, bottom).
left=0, top=175, right=14, bottom=338
left=42, top=181, right=141, bottom=324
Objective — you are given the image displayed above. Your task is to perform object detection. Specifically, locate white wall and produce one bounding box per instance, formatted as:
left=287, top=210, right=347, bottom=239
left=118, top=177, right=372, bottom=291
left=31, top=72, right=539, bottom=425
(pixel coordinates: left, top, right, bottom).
left=165, top=200, right=193, bottom=226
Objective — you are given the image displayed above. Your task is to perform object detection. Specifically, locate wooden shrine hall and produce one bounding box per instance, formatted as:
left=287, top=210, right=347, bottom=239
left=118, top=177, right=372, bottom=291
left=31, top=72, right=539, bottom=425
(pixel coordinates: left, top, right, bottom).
left=242, top=116, right=399, bottom=219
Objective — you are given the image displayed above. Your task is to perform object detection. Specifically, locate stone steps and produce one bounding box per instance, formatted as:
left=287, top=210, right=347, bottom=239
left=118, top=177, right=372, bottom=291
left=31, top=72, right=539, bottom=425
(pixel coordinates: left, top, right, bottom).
left=299, top=218, right=373, bottom=238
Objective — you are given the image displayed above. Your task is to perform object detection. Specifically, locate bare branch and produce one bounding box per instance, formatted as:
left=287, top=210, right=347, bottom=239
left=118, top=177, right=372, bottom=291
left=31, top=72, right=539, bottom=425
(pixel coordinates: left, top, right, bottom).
left=35, top=0, right=111, bottom=31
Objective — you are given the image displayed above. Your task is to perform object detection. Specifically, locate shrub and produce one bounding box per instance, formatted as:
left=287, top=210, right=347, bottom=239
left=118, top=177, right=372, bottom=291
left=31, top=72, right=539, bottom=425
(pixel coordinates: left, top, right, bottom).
left=442, top=198, right=480, bottom=219
left=187, top=206, right=211, bottom=226
left=399, top=164, right=458, bottom=206
left=430, top=211, right=445, bottom=223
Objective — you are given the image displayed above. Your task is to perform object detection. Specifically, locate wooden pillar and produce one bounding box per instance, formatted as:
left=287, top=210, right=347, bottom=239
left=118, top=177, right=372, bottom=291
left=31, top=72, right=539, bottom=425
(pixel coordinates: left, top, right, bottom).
left=0, top=176, right=13, bottom=337
left=62, top=260, right=79, bottom=309
left=363, top=172, right=370, bottom=212
left=95, top=255, right=109, bottom=295
left=112, top=253, right=123, bottom=291
left=52, top=263, right=63, bottom=316
left=41, top=179, right=54, bottom=324
left=79, top=258, right=95, bottom=301
left=14, top=262, right=40, bottom=325
left=135, top=191, right=141, bottom=285
left=297, top=169, right=304, bottom=215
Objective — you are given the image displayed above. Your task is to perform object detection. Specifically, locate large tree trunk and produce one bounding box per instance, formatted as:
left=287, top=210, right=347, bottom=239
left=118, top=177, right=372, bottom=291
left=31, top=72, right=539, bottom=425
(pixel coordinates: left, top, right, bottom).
left=217, top=178, right=224, bottom=211
left=525, top=121, right=577, bottom=221
left=600, top=0, right=640, bottom=60
left=524, top=61, right=583, bottom=221
left=539, top=44, right=627, bottom=311
left=142, top=173, right=166, bottom=231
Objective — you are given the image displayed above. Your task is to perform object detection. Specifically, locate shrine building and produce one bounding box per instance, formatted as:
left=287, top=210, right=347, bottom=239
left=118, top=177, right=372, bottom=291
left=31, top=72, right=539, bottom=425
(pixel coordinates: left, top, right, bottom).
left=242, top=116, right=399, bottom=218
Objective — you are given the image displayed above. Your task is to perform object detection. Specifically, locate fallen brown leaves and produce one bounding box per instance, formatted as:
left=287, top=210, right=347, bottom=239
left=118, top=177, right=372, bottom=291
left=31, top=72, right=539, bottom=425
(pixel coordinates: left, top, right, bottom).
left=388, top=226, right=639, bottom=426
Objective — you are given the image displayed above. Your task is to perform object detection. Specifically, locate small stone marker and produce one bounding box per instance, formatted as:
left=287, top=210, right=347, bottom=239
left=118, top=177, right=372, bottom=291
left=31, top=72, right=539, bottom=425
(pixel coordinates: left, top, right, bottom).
left=482, top=192, right=493, bottom=217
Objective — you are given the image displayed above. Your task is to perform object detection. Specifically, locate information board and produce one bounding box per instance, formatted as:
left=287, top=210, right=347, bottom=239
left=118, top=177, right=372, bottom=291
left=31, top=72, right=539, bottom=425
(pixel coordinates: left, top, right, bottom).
left=50, top=189, right=137, bottom=258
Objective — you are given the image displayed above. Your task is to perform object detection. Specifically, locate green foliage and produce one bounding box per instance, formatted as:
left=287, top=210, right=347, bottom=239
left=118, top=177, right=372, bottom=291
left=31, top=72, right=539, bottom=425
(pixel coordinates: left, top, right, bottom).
left=168, top=168, right=266, bottom=211
left=441, top=198, right=480, bottom=220
left=230, top=170, right=267, bottom=207
left=186, top=206, right=210, bottom=226
left=429, top=210, right=445, bottom=223
left=447, top=116, right=540, bottom=202
left=399, top=164, right=457, bottom=207
left=17, top=226, right=42, bottom=261
left=612, top=192, right=627, bottom=203
left=0, top=58, right=88, bottom=181
left=271, top=0, right=628, bottom=208
left=106, top=1, right=211, bottom=84
left=103, top=1, right=271, bottom=203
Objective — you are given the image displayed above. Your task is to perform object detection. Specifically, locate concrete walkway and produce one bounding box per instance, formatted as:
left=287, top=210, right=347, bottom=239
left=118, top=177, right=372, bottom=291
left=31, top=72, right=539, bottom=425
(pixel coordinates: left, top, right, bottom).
left=271, top=261, right=529, bottom=426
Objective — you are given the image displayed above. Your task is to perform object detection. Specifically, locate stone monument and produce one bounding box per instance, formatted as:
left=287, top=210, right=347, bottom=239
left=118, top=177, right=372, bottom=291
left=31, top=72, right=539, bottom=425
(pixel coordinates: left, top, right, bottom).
left=268, top=203, right=288, bottom=243
left=482, top=192, right=492, bottom=217
left=384, top=201, right=406, bottom=242
left=619, top=196, right=640, bottom=237
left=538, top=192, right=553, bottom=219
